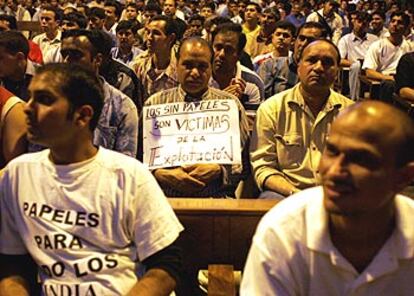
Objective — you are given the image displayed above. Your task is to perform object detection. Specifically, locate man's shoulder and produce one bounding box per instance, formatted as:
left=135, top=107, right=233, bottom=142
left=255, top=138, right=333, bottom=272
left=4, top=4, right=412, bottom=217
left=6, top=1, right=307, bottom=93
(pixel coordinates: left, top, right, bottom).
left=146, top=87, right=181, bottom=106
left=103, top=81, right=136, bottom=109
left=329, top=89, right=354, bottom=108
left=3, top=150, right=49, bottom=175
left=96, top=147, right=147, bottom=175
left=258, top=187, right=323, bottom=235
left=240, top=64, right=264, bottom=85
left=259, top=86, right=296, bottom=109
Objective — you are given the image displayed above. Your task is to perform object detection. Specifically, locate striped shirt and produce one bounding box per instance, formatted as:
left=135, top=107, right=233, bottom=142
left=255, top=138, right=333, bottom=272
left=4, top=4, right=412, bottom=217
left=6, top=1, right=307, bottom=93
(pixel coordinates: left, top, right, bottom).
left=143, top=86, right=250, bottom=198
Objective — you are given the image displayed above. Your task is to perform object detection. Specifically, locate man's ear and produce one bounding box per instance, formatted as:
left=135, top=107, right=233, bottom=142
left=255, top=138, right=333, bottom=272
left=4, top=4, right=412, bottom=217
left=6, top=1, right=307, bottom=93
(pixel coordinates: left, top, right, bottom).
left=167, top=33, right=176, bottom=47
left=395, top=162, right=414, bottom=192
left=15, top=51, right=26, bottom=61
left=74, top=105, right=94, bottom=129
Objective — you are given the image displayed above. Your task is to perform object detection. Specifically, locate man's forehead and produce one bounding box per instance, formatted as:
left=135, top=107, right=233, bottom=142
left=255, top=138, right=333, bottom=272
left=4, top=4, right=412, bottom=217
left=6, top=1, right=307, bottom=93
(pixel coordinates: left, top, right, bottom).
left=299, top=27, right=322, bottom=38
left=148, top=20, right=166, bottom=31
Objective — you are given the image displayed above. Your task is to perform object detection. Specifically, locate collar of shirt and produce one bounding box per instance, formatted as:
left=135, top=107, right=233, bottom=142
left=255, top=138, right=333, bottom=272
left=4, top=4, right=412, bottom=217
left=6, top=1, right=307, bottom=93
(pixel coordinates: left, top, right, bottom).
left=178, top=85, right=210, bottom=101
left=41, top=30, right=62, bottom=43
left=351, top=32, right=368, bottom=42
left=287, top=83, right=344, bottom=113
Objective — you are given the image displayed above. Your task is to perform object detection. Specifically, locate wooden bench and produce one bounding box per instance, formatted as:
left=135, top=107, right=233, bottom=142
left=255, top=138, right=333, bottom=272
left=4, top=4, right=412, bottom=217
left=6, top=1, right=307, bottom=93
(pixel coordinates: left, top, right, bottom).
left=359, top=75, right=381, bottom=100
left=169, top=198, right=278, bottom=295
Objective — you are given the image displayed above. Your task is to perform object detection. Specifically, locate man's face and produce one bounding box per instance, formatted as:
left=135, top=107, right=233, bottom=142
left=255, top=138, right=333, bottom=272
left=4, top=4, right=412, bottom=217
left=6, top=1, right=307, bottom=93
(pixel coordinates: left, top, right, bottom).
left=297, top=41, right=339, bottom=91
left=117, top=28, right=135, bottom=49
left=143, top=10, right=158, bottom=24
left=88, top=16, right=105, bottom=30
left=104, top=5, right=117, bottom=24
left=272, top=28, right=293, bottom=52
left=388, top=15, right=407, bottom=36
left=228, top=2, right=238, bottom=16
left=291, top=4, right=301, bottom=15
left=213, top=31, right=239, bottom=73
left=189, top=19, right=203, bottom=35
left=40, top=10, right=59, bottom=34
left=125, top=6, right=138, bottom=20
left=370, top=14, right=384, bottom=31
left=25, top=72, right=74, bottom=147
left=163, top=0, right=176, bottom=16
left=323, top=1, right=334, bottom=16
left=177, top=41, right=212, bottom=97
left=293, top=27, right=323, bottom=62
left=200, top=7, right=213, bottom=19
left=60, top=36, right=96, bottom=70
left=319, top=114, right=400, bottom=217
left=353, top=18, right=367, bottom=35
left=6, top=0, right=16, bottom=11
left=0, top=46, right=20, bottom=79
left=244, top=4, right=260, bottom=23
left=61, top=19, right=80, bottom=32
left=145, top=20, right=172, bottom=54
left=260, top=12, right=277, bottom=34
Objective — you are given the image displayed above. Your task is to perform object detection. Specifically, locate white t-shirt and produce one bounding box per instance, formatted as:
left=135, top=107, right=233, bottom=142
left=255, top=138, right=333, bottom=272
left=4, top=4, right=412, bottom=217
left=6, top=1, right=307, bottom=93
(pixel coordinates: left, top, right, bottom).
left=0, top=147, right=183, bottom=295
left=241, top=187, right=414, bottom=296
left=362, top=37, right=414, bottom=75
left=338, top=32, right=379, bottom=63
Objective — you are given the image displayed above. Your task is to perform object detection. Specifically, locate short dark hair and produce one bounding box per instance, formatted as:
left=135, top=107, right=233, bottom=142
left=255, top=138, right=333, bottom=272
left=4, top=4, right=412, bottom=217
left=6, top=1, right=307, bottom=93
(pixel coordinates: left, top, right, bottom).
left=150, top=15, right=178, bottom=37
left=42, top=5, right=62, bottom=22
left=0, top=14, right=17, bottom=30
left=35, top=63, right=104, bottom=131
left=371, top=10, right=386, bottom=20
left=212, top=22, right=246, bottom=54
left=297, top=21, right=329, bottom=39
left=299, top=38, right=341, bottom=65
left=262, top=7, right=281, bottom=22
left=390, top=10, right=411, bottom=28
left=177, top=37, right=214, bottom=63
left=126, top=3, right=138, bottom=11
left=62, top=11, right=88, bottom=29
left=354, top=11, right=371, bottom=23
left=0, top=30, right=29, bottom=58
left=274, top=20, right=297, bottom=37
left=144, top=2, right=162, bottom=14
left=88, top=7, right=106, bottom=20
left=246, top=2, right=261, bottom=13
left=116, top=20, right=140, bottom=34
left=61, top=29, right=113, bottom=57
left=104, top=0, right=122, bottom=18
left=188, top=14, right=205, bottom=25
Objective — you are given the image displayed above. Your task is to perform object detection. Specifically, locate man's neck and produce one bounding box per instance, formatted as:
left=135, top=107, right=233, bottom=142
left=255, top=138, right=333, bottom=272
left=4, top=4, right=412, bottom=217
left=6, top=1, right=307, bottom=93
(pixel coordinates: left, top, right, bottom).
left=353, top=30, right=367, bottom=39
left=105, top=20, right=115, bottom=31
left=119, top=45, right=132, bottom=57
left=46, top=30, right=58, bottom=40
left=245, top=20, right=258, bottom=31
left=329, top=204, right=395, bottom=273
left=272, top=47, right=289, bottom=58
left=153, top=50, right=171, bottom=70
left=299, top=84, right=329, bottom=117
left=214, top=66, right=236, bottom=89
left=388, top=34, right=403, bottom=46
left=50, top=138, right=98, bottom=165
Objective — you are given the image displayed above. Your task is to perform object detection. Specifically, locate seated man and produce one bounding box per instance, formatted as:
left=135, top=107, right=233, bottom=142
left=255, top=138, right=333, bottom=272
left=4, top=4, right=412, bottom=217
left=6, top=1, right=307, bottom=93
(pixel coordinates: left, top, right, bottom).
left=131, top=15, right=179, bottom=102
left=395, top=51, right=414, bottom=103
left=253, top=20, right=296, bottom=71
left=250, top=39, right=353, bottom=199
left=255, top=21, right=328, bottom=100
left=143, top=37, right=250, bottom=198
left=362, top=11, right=412, bottom=102
left=244, top=7, right=280, bottom=59
left=111, top=20, right=142, bottom=66
left=241, top=101, right=414, bottom=294
left=338, top=11, right=378, bottom=100
left=210, top=22, right=265, bottom=107
left=60, top=29, right=138, bottom=157
left=0, top=86, right=26, bottom=168
left=0, top=63, right=183, bottom=295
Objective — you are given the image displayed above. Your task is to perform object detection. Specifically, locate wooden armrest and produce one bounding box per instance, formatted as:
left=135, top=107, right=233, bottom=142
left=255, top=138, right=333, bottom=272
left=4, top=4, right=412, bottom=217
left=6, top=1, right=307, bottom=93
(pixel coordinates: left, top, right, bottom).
left=359, top=75, right=381, bottom=85
left=16, top=21, right=41, bottom=32
left=208, top=265, right=235, bottom=296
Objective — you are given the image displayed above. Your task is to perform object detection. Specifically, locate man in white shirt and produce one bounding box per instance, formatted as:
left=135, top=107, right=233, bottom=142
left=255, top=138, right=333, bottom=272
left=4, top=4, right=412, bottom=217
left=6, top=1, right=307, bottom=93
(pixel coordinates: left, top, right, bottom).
left=32, top=5, right=61, bottom=57
left=242, top=101, right=414, bottom=295
left=338, top=11, right=378, bottom=100
left=0, top=63, right=183, bottom=295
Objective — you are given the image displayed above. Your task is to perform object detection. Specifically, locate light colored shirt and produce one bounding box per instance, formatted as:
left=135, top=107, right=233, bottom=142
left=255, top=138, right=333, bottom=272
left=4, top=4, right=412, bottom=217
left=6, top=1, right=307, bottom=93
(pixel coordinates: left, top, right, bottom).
left=131, top=51, right=178, bottom=101
left=250, top=84, right=353, bottom=190
left=244, top=29, right=274, bottom=59
left=241, top=186, right=414, bottom=295
left=338, top=32, right=379, bottom=62
left=362, top=37, right=414, bottom=75
left=144, top=86, right=250, bottom=197
left=32, top=31, right=62, bottom=58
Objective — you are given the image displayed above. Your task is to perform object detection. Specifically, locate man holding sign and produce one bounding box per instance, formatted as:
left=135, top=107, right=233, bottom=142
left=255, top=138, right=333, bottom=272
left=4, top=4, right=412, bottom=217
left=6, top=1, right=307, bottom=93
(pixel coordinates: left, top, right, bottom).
left=143, top=37, right=250, bottom=197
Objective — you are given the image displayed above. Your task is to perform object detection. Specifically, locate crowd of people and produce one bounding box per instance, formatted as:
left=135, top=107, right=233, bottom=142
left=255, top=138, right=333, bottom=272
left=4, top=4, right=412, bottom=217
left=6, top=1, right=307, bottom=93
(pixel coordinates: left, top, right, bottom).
left=0, top=0, right=414, bottom=294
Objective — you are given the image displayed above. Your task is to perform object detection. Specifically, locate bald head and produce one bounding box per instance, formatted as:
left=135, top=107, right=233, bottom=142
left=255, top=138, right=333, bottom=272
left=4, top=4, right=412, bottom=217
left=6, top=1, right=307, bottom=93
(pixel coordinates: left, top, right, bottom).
left=335, top=101, right=414, bottom=167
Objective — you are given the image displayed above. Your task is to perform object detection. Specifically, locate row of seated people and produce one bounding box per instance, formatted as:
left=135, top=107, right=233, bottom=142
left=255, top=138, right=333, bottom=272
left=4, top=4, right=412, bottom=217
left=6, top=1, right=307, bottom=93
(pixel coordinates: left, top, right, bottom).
left=1, top=10, right=414, bottom=198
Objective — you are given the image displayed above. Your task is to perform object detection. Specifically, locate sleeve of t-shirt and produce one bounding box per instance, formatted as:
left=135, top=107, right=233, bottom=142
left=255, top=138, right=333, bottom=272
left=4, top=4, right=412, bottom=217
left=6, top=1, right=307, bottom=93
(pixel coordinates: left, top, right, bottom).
left=129, top=165, right=184, bottom=262
left=0, top=168, right=28, bottom=255
left=395, top=53, right=414, bottom=91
